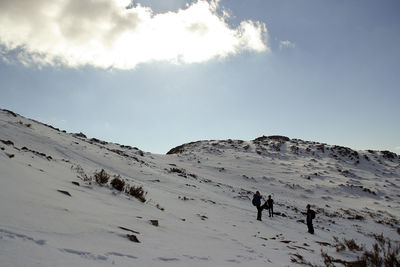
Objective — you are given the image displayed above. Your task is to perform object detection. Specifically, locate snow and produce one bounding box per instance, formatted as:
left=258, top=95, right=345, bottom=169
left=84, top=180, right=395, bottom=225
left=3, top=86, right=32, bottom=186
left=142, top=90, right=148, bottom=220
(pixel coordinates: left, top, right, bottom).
left=0, top=109, right=399, bottom=266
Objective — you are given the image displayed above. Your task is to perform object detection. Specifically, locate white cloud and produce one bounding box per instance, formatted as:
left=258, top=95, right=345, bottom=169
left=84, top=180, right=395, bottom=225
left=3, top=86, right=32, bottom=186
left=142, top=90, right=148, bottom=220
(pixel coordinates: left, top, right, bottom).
left=279, top=40, right=295, bottom=51
left=0, top=0, right=269, bottom=69
left=395, top=146, right=400, bottom=152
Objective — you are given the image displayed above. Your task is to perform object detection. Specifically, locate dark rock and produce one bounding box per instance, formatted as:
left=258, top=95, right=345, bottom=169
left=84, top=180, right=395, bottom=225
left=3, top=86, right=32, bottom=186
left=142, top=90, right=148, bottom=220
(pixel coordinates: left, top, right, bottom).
left=381, top=150, right=398, bottom=160
left=1, top=140, right=14, bottom=146
left=166, top=141, right=201, bottom=154
left=149, top=220, right=159, bottom=226
left=74, top=132, right=87, bottom=138
left=119, top=226, right=140, bottom=234
left=126, top=234, right=140, bottom=243
left=3, top=109, right=17, bottom=117
left=254, top=135, right=290, bottom=142
left=90, top=138, right=107, bottom=145
left=316, top=241, right=331, bottom=247
left=57, top=190, right=71, bottom=197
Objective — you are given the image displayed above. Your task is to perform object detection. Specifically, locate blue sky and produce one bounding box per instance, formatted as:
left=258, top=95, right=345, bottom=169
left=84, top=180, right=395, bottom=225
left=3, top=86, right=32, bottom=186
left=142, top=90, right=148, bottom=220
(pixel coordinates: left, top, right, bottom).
left=0, top=0, right=399, bottom=154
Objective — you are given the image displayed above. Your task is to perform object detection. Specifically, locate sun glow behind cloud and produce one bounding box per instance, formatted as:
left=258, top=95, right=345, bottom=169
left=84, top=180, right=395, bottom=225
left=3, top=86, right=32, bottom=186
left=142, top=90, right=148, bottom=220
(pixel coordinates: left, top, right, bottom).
left=0, top=0, right=269, bottom=69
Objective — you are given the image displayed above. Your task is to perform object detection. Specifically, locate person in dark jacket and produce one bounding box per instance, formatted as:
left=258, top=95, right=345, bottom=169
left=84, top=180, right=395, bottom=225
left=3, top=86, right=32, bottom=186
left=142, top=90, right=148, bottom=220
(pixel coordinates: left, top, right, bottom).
left=252, top=191, right=268, bottom=221
left=306, top=204, right=315, bottom=234
left=267, top=195, right=274, bottom=217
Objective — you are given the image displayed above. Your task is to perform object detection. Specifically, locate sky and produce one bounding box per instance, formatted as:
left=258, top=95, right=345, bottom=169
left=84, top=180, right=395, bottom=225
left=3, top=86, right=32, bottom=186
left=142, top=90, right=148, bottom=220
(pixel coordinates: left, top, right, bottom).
left=0, top=0, right=399, bottom=154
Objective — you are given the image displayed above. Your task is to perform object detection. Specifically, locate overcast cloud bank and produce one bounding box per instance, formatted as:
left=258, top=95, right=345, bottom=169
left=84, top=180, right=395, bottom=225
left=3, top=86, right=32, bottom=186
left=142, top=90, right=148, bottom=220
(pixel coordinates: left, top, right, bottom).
left=0, top=0, right=269, bottom=69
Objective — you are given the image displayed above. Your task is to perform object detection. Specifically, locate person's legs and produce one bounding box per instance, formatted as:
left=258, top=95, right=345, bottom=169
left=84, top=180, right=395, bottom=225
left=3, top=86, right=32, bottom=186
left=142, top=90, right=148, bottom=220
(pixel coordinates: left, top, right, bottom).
left=257, top=206, right=262, bottom=221
left=307, top=223, right=314, bottom=234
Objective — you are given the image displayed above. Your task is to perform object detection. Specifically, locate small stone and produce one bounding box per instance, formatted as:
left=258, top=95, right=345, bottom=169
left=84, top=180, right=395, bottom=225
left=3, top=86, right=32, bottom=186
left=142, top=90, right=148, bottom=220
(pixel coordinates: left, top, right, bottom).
left=149, top=220, right=159, bottom=227
left=57, top=190, right=71, bottom=197
left=127, top=234, right=140, bottom=243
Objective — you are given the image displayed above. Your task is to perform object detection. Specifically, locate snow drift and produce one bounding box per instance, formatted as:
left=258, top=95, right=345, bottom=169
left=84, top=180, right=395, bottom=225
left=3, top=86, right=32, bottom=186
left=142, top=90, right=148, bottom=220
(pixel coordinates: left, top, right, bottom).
left=0, top=109, right=399, bottom=266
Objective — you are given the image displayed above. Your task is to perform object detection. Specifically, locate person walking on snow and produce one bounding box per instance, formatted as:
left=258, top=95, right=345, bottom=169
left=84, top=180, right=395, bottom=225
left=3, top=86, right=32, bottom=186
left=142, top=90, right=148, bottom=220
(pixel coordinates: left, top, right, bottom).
left=267, top=195, right=274, bottom=217
left=306, top=204, right=315, bottom=234
left=252, top=191, right=268, bottom=221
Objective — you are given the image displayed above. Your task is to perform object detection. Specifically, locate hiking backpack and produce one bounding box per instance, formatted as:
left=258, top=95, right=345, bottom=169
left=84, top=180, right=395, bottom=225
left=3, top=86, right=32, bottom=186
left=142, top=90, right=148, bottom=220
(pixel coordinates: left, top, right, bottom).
left=311, top=210, right=316, bottom=219
left=252, top=197, right=257, bottom=206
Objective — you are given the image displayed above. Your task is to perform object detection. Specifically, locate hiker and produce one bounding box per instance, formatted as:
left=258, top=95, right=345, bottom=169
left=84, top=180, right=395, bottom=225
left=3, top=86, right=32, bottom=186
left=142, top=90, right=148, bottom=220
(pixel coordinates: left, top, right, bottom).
left=306, top=204, right=315, bottom=234
left=267, top=195, right=274, bottom=217
left=252, top=191, right=268, bottom=221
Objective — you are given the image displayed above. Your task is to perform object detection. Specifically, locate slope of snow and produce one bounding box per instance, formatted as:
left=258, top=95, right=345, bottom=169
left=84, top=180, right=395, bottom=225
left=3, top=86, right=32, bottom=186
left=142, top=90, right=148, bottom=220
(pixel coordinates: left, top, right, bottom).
left=0, top=109, right=399, bottom=266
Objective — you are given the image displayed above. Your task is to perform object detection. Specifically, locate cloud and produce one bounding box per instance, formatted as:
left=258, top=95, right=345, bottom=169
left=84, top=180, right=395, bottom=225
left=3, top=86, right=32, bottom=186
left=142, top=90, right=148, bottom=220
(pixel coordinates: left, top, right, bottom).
left=279, top=40, right=295, bottom=51
left=0, top=0, right=269, bottom=69
left=395, top=146, right=400, bottom=152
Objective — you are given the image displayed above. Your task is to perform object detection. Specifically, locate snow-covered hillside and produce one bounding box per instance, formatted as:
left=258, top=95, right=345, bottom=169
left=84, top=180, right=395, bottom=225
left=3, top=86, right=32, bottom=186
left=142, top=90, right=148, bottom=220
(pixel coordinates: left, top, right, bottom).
left=1, top=109, right=399, bottom=266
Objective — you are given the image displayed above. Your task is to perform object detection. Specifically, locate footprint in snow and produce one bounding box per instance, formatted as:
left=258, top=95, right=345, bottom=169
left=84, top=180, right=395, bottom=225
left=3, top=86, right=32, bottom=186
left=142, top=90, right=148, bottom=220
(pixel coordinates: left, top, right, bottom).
left=182, top=254, right=209, bottom=261
left=0, top=228, right=46, bottom=246
left=105, top=252, right=138, bottom=259
left=155, top=257, right=180, bottom=262
left=59, top=248, right=108, bottom=261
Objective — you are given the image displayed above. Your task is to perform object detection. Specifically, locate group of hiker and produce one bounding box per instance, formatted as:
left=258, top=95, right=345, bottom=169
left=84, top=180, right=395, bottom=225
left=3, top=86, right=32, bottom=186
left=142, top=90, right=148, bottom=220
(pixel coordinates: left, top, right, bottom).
left=252, top=191, right=315, bottom=235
